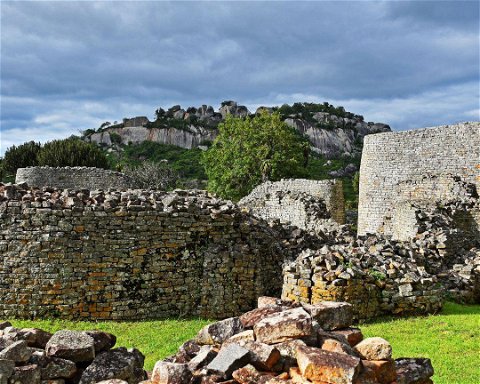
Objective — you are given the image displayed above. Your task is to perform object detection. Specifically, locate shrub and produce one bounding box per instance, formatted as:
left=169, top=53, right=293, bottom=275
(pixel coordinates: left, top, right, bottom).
left=2, top=141, right=41, bottom=176
left=37, top=138, right=110, bottom=169
left=123, top=161, right=179, bottom=190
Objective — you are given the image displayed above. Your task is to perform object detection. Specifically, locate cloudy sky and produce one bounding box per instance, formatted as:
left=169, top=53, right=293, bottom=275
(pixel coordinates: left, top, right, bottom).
left=1, top=0, right=479, bottom=155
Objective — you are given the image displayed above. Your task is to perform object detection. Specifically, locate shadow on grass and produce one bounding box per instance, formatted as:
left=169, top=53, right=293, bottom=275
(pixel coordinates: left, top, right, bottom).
left=358, top=301, right=480, bottom=326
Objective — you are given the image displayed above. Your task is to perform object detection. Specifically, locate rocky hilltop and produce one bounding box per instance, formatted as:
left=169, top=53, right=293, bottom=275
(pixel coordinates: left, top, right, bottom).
left=85, top=101, right=390, bottom=158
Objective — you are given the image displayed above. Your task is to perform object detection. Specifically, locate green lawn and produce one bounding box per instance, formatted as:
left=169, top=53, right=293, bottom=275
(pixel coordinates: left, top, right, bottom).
left=8, top=302, right=479, bottom=383
left=360, top=302, right=480, bottom=384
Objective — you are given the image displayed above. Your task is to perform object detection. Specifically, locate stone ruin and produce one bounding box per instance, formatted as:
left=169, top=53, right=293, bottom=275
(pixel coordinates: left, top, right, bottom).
left=16, top=166, right=135, bottom=191
left=0, top=298, right=435, bottom=384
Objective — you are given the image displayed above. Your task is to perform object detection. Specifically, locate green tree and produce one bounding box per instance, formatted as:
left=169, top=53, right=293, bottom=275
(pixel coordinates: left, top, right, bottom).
left=37, top=138, right=110, bottom=169
left=2, top=141, right=41, bottom=176
left=202, top=112, right=308, bottom=200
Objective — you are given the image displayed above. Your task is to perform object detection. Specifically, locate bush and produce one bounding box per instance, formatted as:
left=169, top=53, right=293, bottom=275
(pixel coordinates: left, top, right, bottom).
left=123, top=161, right=179, bottom=190
left=37, top=138, right=110, bottom=169
left=2, top=141, right=41, bottom=176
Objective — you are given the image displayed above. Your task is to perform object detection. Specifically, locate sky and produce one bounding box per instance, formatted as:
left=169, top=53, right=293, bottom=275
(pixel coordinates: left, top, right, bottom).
left=1, top=0, right=479, bottom=155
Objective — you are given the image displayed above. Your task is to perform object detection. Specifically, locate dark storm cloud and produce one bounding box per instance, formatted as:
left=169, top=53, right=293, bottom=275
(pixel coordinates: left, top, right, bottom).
left=1, top=1, right=479, bottom=154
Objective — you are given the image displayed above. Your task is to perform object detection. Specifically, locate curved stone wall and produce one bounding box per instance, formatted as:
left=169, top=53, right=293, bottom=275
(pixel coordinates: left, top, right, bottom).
left=15, top=167, right=134, bottom=190
left=0, top=185, right=316, bottom=320
left=239, top=179, right=345, bottom=226
left=358, top=122, right=480, bottom=236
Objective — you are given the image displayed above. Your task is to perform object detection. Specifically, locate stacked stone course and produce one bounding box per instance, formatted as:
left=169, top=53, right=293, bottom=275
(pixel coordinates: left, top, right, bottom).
left=239, top=179, right=345, bottom=226
left=16, top=167, right=135, bottom=190
left=358, top=122, right=480, bottom=237
left=0, top=184, right=321, bottom=320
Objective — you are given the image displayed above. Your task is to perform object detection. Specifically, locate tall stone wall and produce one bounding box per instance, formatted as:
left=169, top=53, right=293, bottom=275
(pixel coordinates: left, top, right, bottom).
left=0, top=185, right=315, bottom=320
left=358, top=122, right=480, bottom=237
left=239, top=179, right=345, bottom=227
left=15, top=167, right=135, bottom=190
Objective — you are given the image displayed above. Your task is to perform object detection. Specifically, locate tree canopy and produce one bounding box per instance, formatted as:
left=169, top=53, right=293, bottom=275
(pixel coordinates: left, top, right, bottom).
left=202, top=112, right=309, bottom=200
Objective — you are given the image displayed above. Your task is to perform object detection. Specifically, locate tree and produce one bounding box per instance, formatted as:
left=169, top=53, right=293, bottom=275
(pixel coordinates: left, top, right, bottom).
left=123, top=161, right=179, bottom=190
left=2, top=141, right=41, bottom=176
left=202, top=112, right=309, bottom=200
left=37, top=138, right=110, bottom=169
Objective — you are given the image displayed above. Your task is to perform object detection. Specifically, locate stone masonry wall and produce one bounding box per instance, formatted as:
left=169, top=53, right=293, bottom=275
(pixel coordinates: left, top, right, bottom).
left=0, top=185, right=317, bottom=321
left=16, top=167, right=135, bottom=190
left=358, top=122, right=480, bottom=237
left=239, top=179, right=345, bottom=226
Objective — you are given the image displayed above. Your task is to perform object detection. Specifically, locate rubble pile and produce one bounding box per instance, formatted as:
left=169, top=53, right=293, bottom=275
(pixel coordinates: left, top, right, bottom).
left=145, top=297, right=434, bottom=384
left=0, top=321, right=146, bottom=384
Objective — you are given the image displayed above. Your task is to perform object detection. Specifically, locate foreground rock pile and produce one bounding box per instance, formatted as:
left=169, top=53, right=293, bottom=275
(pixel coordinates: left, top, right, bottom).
left=0, top=321, right=146, bottom=384
left=146, top=297, right=434, bottom=384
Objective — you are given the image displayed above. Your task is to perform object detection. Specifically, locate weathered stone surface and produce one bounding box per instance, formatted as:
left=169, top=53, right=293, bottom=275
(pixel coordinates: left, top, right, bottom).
left=79, top=348, right=145, bottom=384
left=296, top=345, right=361, bottom=384
left=320, top=338, right=357, bottom=356
left=187, top=346, right=217, bottom=371
left=10, top=364, right=41, bottom=384
left=46, top=331, right=95, bottom=363
left=94, top=380, right=128, bottom=384
left=242, top=341, right=280, bottom=370
left=0, top=340, right=31, bottom=363
left=0, top=322, right=12, bottom=331
left=0, top=359, right=14, bottom=384
left=254, top=308, right=312, bottom=344
left=289, top=367, right=311, bottom=383
left=353, top=338, right=392, bottom=361
left=361, top=360, right=396, bottom=384
left=41, top=357, right=77, bottom=380
left=16, top=328, right=52, bottom=349
left=206, top=344, right=250, bottom=378
left=331, top=328, right=363, bottom=347
left=223, top=330, right=255, bottom=347
left=395, top=358, right=434, bottom=384
left=303, top=302, right=353, bottom=330
left=239, top=306, right=286, bottom=328
left=151, top=362, right=192, bottom=384
left=231, top=364, right=262, bottom=384
left=84, top=331, right=116, bottom=353
left=196, top=317, right=244, bottom=345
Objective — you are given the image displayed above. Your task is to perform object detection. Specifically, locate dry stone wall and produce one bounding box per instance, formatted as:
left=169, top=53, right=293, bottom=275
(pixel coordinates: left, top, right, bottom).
left=16, top=167, right=135, bottom=190
left=358, top=122, right=480, bottom=237
left=239, top=179, right=345, bottom=227
left=0, top=185, right=319, bottom=321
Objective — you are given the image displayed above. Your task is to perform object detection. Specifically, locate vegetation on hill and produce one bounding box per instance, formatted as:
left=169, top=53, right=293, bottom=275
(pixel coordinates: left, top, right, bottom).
left=202, top=112, right=309, bottom=200
left=9, top=302, right=480, bottom=383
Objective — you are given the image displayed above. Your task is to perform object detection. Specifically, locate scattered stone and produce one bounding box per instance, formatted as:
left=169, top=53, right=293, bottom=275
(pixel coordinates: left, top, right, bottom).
left=196, top=317, right=244, bottom=345
left=45, top=331, right=95, bottom=363
left=41, top=357, right=77, bottom=379
left=362, top=360, right=397, bottom=384
left=151, top=362, right=192, bottom=384
left=84, top=331, right=116, bottom=353
left=303, top=301, right=353, bottom=330
left=10, top=364, right=41, bottom=384
left=296, top=345, right=361, bottom=383
left=254, top=308, right=312, bottom=344
left=206, top=343, right=250, bottom=378
left=79, top=348, right=145, bottom=384
left=0, top=340, right=31, bottom=363
left=395, top=358, right=434, bottom=384
left=353, top=338, right=392, bottom=361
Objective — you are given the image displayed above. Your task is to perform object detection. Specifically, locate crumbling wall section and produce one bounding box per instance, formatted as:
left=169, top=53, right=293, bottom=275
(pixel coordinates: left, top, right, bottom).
left=239, top=179, right=345, bottom=227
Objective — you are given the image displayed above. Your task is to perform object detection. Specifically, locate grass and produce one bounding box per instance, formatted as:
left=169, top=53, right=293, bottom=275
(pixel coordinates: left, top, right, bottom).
left=8, top=302, right=479, bottom=382
left=360, top=302, right=480, bottom=384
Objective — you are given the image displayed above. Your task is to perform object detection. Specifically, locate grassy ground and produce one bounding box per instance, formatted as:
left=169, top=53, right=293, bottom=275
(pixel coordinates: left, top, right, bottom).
left=8, top=302, right=479, bottom=382
left=360, top=302, right=480, bottom=384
